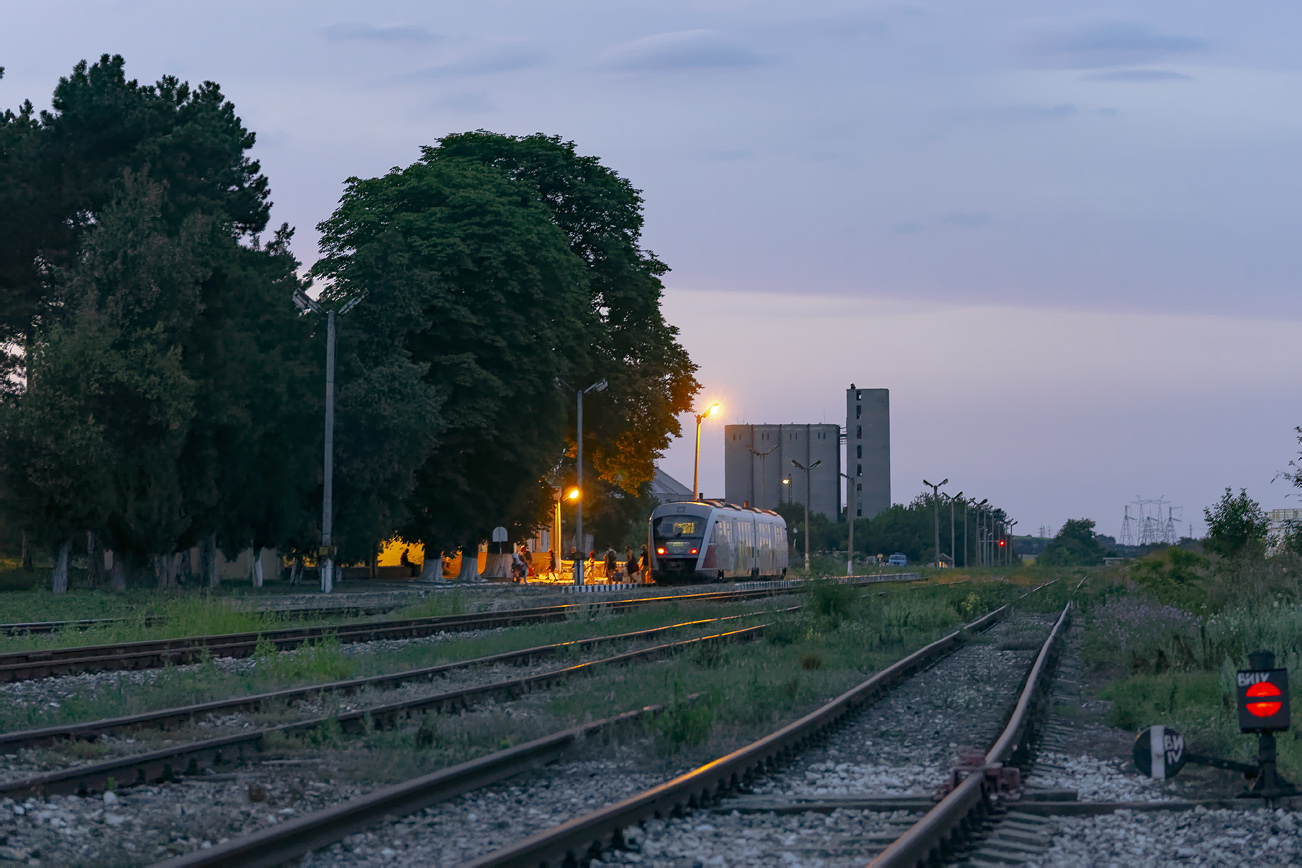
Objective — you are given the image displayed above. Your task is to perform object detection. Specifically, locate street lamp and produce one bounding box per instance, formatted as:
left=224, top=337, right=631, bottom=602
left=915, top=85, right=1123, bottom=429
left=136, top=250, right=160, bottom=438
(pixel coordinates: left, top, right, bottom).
left=554, top=377, right=607, bottom=585
left=1005, top=519, right=1018, bottom=565
left=693, top=403, right=722, bottom=501
left=293, top=287, right=365, bottom=593
left=839, top=471, right=855, bottom=576
left=745, top=443, right=778, bottom=509
left=790, top=458, right=822, bottom=572
left=950, top=491, right=963, bottom=570
left=923, top=478, right=948, bottom=568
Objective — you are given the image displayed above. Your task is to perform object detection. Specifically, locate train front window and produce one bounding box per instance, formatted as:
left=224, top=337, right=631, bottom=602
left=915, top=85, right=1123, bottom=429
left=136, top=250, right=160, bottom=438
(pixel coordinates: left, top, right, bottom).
left=654, top=518, right=702, bottom=540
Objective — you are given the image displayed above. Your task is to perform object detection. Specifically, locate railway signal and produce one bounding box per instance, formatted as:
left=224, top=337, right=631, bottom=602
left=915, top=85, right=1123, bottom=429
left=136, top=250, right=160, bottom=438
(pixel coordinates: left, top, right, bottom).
left=1238, top=650, right=1297, bottom=799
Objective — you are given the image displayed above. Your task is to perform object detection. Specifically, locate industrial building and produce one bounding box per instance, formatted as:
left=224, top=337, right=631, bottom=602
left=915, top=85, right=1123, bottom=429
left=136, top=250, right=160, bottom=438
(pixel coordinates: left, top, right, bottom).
left=723, top=385, right=890, bottom=522
left=847, top=385, right=890, bottom=519
left=724, top=424, right=841, bottom=519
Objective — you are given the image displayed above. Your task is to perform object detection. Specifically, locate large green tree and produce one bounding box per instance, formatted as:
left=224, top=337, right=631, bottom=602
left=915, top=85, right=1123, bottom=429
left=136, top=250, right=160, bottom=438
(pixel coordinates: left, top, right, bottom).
left=1203, top=488, right=1269, bottom=558
left=313, top=152, right=587, bottom=560
left=430, top=132, right=699, bottom=494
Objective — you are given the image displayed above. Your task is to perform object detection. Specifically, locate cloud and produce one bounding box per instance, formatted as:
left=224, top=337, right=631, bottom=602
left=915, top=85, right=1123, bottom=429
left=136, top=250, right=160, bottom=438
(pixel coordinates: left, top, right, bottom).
left=984, top=103, right=1078, bottom=122
left=323, top=22, right=437, bottom=44
left=1085, top=68, right=1192, bottom=82
left=599, top=30, right=769, bottom=72
left=1026, top=21, right=1208, bottom=69
left=396, top=43, right=545, bottom=79
left=437, top=92, right=494, bottom=114
left=943, top=212, right=991, bottom=229
left=892, top=221, right=924, bottom=234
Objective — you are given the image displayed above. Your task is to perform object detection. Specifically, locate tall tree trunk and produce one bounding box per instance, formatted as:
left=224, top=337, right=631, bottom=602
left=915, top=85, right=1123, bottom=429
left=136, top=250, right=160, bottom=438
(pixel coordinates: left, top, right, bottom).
left=204, top=533, right=220, bottom=588
left=52, top=540, right=72, bottom=594
left=110, top=554, right=127, bottom=591
left=252, top=548, right=264, bottom=589
left=456, top=546, right=482, bottom=582
left=416, top=553, right=444, bottom=583
left=86, top=532, right=104, bottom=587
left=20, top=531, right=32, bottom=571
left=155, top=554, right=173, bottom=589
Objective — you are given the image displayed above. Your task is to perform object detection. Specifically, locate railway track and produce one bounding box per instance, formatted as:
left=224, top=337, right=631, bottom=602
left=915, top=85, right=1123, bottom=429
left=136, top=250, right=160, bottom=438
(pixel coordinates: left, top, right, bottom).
left=144, top=592, right=1040, bottom=867
left=0, top=609, right=791, bottom=753
left=0, top=585, right=817, bottom=683
left=0, top=623, right=767, bottom=800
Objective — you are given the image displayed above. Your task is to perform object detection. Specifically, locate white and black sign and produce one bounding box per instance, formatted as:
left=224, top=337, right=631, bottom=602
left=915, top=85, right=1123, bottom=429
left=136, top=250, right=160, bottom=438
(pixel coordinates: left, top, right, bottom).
left=1133, top=724, right=1186, bottom=780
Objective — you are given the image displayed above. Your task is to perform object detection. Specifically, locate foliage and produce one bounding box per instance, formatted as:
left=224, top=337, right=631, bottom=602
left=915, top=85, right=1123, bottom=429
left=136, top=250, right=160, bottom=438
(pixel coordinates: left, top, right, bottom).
left=1128, top=547, right=1211, bottom=611
left=1203, top=487, right=1269, bottom=558
left=429, top=132, right=700, bottom=494
left=1039, top=519, right=1106, bottom=567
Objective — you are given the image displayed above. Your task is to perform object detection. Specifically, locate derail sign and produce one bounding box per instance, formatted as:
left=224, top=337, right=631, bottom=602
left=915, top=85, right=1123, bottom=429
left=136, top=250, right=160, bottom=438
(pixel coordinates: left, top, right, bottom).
left=1237, top=668, right=1290, bottom=732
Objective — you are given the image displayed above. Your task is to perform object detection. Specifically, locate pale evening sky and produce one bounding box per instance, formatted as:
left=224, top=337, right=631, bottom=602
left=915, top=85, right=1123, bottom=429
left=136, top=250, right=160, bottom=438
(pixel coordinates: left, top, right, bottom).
left=3, top=1, right=1300, bottom=538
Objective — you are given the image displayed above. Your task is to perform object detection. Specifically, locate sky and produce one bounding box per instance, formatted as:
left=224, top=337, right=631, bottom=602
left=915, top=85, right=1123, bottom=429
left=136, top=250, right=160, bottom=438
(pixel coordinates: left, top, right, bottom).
left=3, top=1, right=1300, bottom=538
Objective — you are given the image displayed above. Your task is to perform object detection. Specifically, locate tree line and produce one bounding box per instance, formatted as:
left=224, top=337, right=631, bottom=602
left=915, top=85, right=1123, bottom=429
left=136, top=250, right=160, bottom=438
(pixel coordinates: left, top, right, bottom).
left=0, top=56, right=699, bottom=591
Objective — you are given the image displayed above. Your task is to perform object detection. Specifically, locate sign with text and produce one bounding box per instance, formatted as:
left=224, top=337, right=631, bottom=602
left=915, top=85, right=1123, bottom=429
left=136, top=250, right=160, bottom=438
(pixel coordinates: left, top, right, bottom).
left=1237, top=668, right=1290, bottom=732
left=1134, top=724, right=1187, bottom=780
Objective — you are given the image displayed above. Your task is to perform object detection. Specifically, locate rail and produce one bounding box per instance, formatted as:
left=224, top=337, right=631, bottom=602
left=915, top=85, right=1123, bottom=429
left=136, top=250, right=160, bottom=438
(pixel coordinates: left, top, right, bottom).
left=867, top=601, right=1072, bottom=867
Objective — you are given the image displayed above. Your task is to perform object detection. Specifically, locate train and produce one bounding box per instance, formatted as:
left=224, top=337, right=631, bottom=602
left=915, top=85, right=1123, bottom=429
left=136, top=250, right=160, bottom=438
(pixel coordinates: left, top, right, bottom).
left=647, top=500, right=789, bottom=584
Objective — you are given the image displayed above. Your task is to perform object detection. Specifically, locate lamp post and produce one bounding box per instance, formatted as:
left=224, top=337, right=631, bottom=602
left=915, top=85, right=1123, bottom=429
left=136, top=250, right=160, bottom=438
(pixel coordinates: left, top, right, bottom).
left=1005, top=519, right=1018, bottom=565
left=693, top=403, right=722, bottom=501
left=968, top=498, right=986, bottom=567
left=554, top=377, right=607, bottom=584
left=293, top=287, right=365, bottom=593
left=839, top=471, right=855, bottom=576
left=745, top=442, right=778, bottom=509
left=950, top=490, right=963, bottom=569
left=790, top=458, right=822, bottom=572
left=923, top=478, right=948, bottom=568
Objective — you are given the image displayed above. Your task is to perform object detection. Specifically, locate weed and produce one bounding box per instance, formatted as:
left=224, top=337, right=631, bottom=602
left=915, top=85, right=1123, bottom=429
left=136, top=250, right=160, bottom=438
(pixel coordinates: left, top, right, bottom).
left=800, top=654, right=823, bottom=670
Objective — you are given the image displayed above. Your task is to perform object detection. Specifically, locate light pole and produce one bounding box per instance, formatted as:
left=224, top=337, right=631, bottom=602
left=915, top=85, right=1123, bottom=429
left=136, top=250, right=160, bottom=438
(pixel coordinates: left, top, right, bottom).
left=693, top=403, right=722, bottom=500
left=293, top=287, right=365, bottom=593
left=923, top=478, right=948, bottom=568
left=950, top=490, right=963, bottom=569
left=790, top=458, right=821, bottom=572
left=969, top=498, right=986, bottom=567
left=554, top=378, right=607, bottom=584
left=839, top=471, right=855, bottom=576
left=745, top=442, right=778, bottom=509
left=1005, top=519, right=1018, bottom=565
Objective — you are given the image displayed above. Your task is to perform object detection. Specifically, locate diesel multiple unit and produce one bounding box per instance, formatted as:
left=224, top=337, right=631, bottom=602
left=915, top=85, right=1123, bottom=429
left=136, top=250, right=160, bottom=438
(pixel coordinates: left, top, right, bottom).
left=647, top=500, right=788, bottom=584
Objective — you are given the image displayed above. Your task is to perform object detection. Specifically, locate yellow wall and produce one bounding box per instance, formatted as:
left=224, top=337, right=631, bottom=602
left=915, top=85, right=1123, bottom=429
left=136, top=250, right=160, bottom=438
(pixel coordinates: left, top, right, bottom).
left=377, top=539, right=424, bottom=567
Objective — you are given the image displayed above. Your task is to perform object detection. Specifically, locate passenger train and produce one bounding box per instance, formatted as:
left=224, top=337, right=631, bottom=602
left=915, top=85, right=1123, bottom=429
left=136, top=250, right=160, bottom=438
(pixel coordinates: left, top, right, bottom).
left=647, top=500, right=789, bottom=584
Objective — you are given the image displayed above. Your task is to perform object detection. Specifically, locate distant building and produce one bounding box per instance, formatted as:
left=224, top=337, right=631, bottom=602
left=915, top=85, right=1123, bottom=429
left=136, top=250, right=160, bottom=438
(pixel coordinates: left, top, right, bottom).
left=846, top=385, right=890, bottom=519
left=649, top=467, right=694, bottom=503
left=724, top=424, right=840, bottom=518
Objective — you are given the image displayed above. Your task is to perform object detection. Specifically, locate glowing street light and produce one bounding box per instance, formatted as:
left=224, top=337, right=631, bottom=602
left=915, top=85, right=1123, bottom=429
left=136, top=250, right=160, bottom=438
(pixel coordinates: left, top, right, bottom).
left=692, top=402, right=722, bottom=501
left=923, top=478, right=948, bottom=568
left=567, top=488, right=580, bottom=500
left=554, top=377, right=607, bottom=585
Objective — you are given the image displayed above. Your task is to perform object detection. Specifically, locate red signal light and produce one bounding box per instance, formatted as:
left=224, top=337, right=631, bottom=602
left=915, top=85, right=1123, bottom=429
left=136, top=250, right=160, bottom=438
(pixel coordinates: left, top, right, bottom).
left=690, top=548, right=698, bottom=555
left=656, top=547, right=665, bottom=555
left=1246, top=680, right=1283, bottom=718
left=998, top=540, right=1006, bottom=547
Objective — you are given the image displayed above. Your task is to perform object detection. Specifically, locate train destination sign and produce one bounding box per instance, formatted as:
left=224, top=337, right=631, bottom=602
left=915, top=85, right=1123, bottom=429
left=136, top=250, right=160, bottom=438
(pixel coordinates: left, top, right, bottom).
left=1237, top=667, right=1290, bottom=732
left=1134, top=724, right=1187, bottom=780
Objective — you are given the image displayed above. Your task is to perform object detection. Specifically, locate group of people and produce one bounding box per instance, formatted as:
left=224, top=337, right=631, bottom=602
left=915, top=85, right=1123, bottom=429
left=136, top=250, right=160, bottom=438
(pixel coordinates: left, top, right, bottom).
left=563, top=544, right=651, bottom=584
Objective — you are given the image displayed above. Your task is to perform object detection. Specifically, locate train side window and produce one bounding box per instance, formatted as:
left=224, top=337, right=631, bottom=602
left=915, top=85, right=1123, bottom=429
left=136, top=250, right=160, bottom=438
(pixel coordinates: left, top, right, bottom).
left=855, top=405, right=861, bottom=419
left=856, top=426, right=862, bottom=439
left=856, top=445, right=862, bottom=459
left=857, top=464, right=862, bottom=476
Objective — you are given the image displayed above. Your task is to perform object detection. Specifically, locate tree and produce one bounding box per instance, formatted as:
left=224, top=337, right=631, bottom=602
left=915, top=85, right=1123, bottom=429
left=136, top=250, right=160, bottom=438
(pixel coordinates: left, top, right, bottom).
left=313, top=153, right=586, bottom=561
left=1, top=55, right=270, bottom=369
left=425, top=133, right=700, bottom=492
left=1203, top=488, right=1269, bottom=558
left=1038, top=518, right=1105, bottom=567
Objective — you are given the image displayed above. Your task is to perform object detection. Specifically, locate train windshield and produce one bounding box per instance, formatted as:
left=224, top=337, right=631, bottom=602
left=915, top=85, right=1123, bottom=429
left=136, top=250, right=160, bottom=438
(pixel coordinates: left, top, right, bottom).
left=653, top=517, right=703, bottom=540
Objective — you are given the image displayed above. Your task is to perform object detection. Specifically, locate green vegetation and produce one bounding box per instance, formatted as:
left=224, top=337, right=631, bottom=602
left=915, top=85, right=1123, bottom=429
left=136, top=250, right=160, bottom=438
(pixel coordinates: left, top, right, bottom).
left=0, top=58, right=697, bottom=592
left=1082, top=544, right=1302, bottom=781
left=1039, top=519, right=1105, bottom=567
left=1203, top=488, right=1270, bottom=558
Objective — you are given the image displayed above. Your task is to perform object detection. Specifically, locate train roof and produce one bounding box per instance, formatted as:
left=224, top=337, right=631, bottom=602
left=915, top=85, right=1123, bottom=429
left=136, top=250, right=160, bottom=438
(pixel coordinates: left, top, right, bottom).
left=657, top=499, right=781, bottom=517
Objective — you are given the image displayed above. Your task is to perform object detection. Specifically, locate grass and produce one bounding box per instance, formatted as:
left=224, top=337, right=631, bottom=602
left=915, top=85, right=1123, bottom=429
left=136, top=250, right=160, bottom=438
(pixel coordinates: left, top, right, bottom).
left=1078, top=555, right=1302, bottom=782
